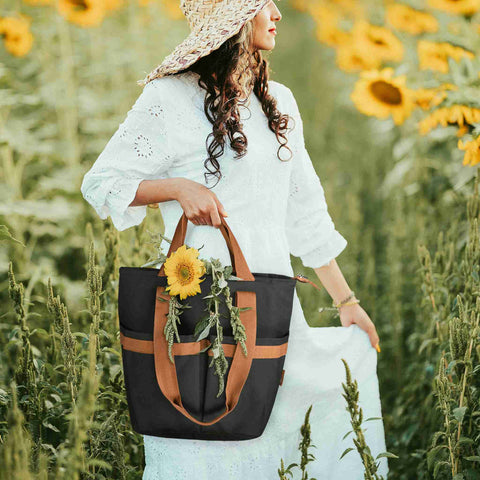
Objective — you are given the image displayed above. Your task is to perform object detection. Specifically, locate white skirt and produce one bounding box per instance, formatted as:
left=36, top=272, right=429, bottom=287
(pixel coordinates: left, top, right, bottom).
left=142, top=290, right=389, bottom=479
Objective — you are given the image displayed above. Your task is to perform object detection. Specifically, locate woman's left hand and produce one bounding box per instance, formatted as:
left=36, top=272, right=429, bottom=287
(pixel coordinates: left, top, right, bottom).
left=338, top=303, right=380, bottom=351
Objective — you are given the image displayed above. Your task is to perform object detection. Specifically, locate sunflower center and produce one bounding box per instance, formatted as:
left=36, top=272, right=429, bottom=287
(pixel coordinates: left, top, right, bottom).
left=68, top=0, right=88, bottom=10
left=177, top=264, right=193, bottom=284
left=369, top=34, right=387, bottom=46
left=369, top=80, right=403, bottom=105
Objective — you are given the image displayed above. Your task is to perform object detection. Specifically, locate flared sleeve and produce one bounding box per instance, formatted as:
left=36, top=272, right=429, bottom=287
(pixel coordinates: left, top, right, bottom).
left=80, top=79, right=176, bottom=231
left=284, top=86, right=348, bottom=269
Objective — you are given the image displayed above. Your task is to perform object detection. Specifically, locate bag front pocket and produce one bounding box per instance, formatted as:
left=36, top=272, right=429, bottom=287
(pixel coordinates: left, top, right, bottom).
left=200, top=333, right=289, bottom=439
left=120, top=327, right=207, bottom=437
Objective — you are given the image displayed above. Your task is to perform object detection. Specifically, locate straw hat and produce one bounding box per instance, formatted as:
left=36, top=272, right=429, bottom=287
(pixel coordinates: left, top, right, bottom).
left=137, top=0, right=271, bottom=86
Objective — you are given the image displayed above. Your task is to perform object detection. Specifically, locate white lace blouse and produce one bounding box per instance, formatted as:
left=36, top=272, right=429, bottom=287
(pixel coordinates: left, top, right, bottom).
left=80, top=71, right=347, bottom=270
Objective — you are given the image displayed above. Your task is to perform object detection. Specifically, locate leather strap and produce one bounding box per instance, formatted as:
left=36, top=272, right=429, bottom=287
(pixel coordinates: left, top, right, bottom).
left=153, top=212, right=257, bottom=426
left=120, top=332, right=288, bottom=358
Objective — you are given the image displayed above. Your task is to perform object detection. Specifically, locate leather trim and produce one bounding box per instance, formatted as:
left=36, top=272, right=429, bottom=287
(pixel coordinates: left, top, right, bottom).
left=120, top=332, right=288, bottom=358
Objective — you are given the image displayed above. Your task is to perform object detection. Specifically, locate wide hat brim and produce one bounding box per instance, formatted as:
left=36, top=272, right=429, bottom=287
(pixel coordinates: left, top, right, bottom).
left=137, top=0, right=271, bottom=86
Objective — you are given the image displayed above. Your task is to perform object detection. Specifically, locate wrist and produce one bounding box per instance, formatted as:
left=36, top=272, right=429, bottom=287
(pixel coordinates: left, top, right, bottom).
left=338, top=298, right=360, bottom=310
left=332, top=290, right=360, bottom=310
left=168, top=177, right=187, bottom=200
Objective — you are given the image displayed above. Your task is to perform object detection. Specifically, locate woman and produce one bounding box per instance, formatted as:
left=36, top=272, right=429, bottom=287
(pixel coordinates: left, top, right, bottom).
left=81, top=0, right=389, bottom=478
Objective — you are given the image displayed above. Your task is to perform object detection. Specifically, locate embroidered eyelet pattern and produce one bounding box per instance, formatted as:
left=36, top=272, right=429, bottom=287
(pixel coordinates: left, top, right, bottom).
left=119, top=125, right=128, bottom=139
left=148, top=105, right=165, bottom=117
left=133, top=134, right=153, bottom=158
left=289, top=180, right=300, bottom=198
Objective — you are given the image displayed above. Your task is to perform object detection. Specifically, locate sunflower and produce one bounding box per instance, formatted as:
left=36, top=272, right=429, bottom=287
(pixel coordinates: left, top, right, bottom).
left=0, top=15, right=34, bottom=57
left=22, top=0, right=54, bottom=4
left=458, top=137, right=480, bottom=166
left=329, top=0, right=365, bottom=19
left=386, top=4, right=439, bottom=35
left=418, top=105, right=480, bottom=135
left=163, top=244, right=206, bottom=300
left=427, top=0, right=480, bottom=15
left=105, top=0, right=123, bottom=11
left=311, top=4, right=341, bottom=25
left=158, top=0, right=184, bottom=17
left=418, top=40, right=475, bottom=73
left=351, top=20, right=404, bottom=63
left=311, top=5, right=350, bottom=48
left=412, top=83, right=458, bottom=110
left=57, top=0, right=107, bottom=27
left=350, top=68, right=416, bottom=125
left=336, top=42, right=382, bottom=72
left=316, top=25, right=351, bottom=48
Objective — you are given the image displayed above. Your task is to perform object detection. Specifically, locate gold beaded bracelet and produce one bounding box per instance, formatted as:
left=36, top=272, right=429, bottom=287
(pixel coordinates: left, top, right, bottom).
left=319, top=290, right=360, bottom=314
left=332, top=290, right=359, bottom=309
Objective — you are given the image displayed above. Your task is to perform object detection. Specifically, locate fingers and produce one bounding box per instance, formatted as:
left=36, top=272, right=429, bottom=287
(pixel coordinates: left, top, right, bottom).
left=189, top=207, right=227, bottom=227
left=210, top=208, right=222, bottom=228
left=213, top=196, right=228, bottom=218
left=367, top=324, right=380, bottom=351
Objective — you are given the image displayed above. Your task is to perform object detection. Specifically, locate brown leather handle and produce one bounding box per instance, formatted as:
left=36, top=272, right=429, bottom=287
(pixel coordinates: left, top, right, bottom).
left=158, top=212, right=252, bottom=280
left=153, top=212, right=257, bottom=426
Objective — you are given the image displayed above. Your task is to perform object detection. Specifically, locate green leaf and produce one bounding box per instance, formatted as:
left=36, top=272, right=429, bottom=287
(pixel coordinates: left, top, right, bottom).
left=427, top=445, right=448, bottom=470
left=196, top=323, right=212, bottom=342
left=453, top=406, right=467, bottom=423
left=339, top=447, right=354, bottom=460
left=0, top=225, right=25, bottom=246
left=457, top=436, right=474, bottom=446
left=376, top=452, right=399, bottom=459
left=42, top=419, right=60, bottom=433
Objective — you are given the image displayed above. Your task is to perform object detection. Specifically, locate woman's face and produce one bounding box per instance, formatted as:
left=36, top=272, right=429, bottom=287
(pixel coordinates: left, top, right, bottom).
left=252, top=0, right=282, bottom=51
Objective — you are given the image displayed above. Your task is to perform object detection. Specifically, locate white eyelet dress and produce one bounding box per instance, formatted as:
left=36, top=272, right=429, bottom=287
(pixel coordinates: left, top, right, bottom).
left=81, top=71, right=389, bottom=479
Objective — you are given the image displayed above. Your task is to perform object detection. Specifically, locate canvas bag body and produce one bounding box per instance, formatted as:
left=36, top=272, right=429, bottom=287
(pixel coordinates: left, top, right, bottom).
left=117, top=212, right=298, bottom=440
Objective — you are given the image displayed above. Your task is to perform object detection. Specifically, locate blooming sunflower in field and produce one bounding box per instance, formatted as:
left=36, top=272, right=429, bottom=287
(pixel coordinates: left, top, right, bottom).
left=386, top=4, right=439, bottom=35
left=22, top=0, right=54, bottom=4
left=418, top=105, right=480, bottom=135
left=317, top=25, right=351, bottom=48
left=350, top=68, right=416, bottom=125
left=0, top=15, right=34, bottom=57
left=311, top=3, right=340, bottom=24
left=104, top=0, right=123, bottom=11
left=427, top=0, right=480, bottom=15
left=57, top=0, right=107, bottom=27
left=336, top=42, right=382, bottom=72
left=312, top=5, right=350, bottom=48
left=418, top=40, right=475, bottom=73
left=159, top=0, right=184, bottom=17
left=412, top=84, right=458, bottom=110
left=458, top=136, right=480, bottom=166
left=351, top=20, right=404, bottom=63
left=163, top=244, right=206, bottom=300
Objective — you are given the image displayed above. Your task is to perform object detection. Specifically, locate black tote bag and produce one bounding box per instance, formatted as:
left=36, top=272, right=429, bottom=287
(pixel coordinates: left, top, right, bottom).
left=118, top=212, right=319, bottom=440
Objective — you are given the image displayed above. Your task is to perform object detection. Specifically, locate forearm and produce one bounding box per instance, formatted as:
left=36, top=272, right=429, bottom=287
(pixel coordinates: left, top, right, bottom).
left=129, top=177, right=184, bottom=206
left=313, top=259, right=355, bottom=305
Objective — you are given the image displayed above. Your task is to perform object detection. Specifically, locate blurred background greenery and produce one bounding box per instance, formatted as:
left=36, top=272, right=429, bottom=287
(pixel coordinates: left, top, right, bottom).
left=1, top=0, right=480, bottom=478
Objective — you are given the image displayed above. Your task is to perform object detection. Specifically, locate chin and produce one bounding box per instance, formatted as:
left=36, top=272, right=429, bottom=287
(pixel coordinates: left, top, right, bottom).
left=258, top=40, right=275, bottom=51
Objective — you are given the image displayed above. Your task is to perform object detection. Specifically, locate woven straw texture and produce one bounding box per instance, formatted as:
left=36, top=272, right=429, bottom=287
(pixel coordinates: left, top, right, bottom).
left=137, top=0, right=271, bottom=86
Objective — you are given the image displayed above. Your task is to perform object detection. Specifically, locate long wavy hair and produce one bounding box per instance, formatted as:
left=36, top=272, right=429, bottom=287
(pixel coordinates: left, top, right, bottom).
left=175, top=18, right=295, bottom=188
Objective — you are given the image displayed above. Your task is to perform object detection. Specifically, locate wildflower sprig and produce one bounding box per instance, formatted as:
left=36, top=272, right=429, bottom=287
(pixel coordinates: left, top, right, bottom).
left=339, top=358, right=398, bottom=478
left=157, top=245, right=250, bottom=398
left=158, top=293, right=191, bottom=364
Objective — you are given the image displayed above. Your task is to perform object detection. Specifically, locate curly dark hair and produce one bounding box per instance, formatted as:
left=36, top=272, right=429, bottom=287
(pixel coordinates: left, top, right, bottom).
left=175, top=18, right=295, bottom=189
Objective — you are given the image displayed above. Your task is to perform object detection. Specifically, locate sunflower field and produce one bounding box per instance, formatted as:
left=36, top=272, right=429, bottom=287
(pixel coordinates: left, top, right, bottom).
left=1, top=0, right=480, bottom=478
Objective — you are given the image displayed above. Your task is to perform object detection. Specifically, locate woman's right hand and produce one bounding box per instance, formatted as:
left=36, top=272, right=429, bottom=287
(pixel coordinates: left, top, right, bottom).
left=175, top=178, right=228, bottom=228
